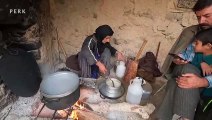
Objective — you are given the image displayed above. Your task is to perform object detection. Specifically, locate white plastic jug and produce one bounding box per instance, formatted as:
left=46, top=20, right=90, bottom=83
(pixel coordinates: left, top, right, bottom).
left=115, top=61, right=126, bottom=79
left=126, top=77, right=143, bottom=104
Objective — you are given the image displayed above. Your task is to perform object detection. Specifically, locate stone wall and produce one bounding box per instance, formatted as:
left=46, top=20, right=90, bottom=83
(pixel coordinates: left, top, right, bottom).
left=0, top=0, right=199, bottom=103
left=43, top=0, right=198, bottom=68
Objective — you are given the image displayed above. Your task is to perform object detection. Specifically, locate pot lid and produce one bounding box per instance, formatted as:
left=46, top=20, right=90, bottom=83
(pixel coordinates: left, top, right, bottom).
left=98, top=81, right=125, bottom=99
left=40, top=71, right=79, bottom=98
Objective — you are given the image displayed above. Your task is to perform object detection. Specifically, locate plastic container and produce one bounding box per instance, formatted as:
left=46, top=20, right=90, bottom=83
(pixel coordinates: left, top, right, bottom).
left=126, top=77, right=143, bottom=104
left=115, top=61, right=126, bottom=79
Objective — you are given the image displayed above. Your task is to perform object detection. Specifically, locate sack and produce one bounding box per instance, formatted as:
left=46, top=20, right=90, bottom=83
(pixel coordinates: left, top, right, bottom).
left=137, top=69, right=155, bottom=82
left=0, top=48, right=41, bottom=97
left=137, top=52, right=162, bottom=82
left=66, top=54, right=80, bottom=72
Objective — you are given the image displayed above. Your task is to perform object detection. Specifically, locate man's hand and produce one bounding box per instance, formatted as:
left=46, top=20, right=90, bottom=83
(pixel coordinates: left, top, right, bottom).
left=176, top=73, right=209, bottom=88
left=116, top=51, right=125, bottom=61
left=201, top=62, right=212, bottom=76
left=96, top=61, right=107, bottom=75
left=173, top=58, right=189, bottom=65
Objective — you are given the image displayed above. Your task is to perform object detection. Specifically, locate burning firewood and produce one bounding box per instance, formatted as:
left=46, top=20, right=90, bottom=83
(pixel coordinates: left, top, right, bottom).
left=56, top=101, right=106, bottom=120
left=86, top=102, right=155, bottom=119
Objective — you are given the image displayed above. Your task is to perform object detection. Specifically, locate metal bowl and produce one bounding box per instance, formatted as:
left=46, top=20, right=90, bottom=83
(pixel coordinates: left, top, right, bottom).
left=98, top=78, right=125, bottom=99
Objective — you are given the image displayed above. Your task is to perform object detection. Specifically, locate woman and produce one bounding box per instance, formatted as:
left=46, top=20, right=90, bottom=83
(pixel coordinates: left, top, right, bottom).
left=78, top=25, right=124, bottom=78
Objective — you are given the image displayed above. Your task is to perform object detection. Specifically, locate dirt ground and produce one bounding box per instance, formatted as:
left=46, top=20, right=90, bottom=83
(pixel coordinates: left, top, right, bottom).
left=149, top=77, right=167, bottom=120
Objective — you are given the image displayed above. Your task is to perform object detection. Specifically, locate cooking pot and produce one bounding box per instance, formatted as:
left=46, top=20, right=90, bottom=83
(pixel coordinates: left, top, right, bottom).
left=98, top=78, right=125, bottom=99
left=40, top=71, right=80, bottom=110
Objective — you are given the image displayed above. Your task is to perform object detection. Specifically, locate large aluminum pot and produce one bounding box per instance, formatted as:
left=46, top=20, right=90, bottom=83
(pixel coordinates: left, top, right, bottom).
left=40, top=71, right=80, bottom=110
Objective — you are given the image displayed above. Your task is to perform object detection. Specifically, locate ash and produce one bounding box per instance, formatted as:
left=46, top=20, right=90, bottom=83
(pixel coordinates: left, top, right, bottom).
left=0, top=92, right=41, bottom=119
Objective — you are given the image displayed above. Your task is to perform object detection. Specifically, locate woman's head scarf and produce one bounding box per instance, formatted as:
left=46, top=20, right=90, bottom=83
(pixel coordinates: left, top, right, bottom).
left=94, top=25, right=114, bottom=42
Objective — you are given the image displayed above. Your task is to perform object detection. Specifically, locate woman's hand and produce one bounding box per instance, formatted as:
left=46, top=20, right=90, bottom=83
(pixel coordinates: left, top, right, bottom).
left=116, top=51, right=125, bottom=61
left=200, top=62, right=212, bottom=76
left=173, top=58, right=189, bottom=65
left=96, top=61, right=107, bottom=75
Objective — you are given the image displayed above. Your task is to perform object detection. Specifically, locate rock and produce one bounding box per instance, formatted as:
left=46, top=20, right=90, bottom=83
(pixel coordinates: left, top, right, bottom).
left=163, top=22, right=183, bottom=40
left=155, top=20, right=170, bottom=32
left=0, top=86, right=18, bottom=111
left=0, top=84, right=5, bottom=97
left=113, top=38, right=121, bottom=45
left=118, top=24, right=127, bottom=30
left=181, top=12, right=197, bottom=27
left=165, top=12, right=183, bottom=22
left=177, top=0, right=197, bottom=9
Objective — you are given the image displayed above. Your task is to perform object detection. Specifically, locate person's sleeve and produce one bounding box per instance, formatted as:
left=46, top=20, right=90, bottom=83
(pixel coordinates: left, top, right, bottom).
left=86, top=39, right=98, bottom=65
left=205, top=75, right=212, bottom=88
left=105, top=42, right=117, bottom=56
left=161, top=25, right=198, bottom=74
left=178, top=44, right=195, bottom=62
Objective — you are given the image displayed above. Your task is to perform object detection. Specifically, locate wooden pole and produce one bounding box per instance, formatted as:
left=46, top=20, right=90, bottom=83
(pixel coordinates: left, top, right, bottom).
left=155, top=42, right=161, bottom=60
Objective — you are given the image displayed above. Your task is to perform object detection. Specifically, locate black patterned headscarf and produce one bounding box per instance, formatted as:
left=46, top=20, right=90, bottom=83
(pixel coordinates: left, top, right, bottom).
left=94, top=25, right=114, bottom=42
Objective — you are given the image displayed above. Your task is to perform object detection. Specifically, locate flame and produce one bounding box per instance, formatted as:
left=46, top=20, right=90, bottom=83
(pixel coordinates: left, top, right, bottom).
left=69, top=101, right=85, bottom=120
left=57, top=101, right=85, bottom=120
left=75, top=101, right=85, bottom=110
left=70, top=110, right=78, bottom=120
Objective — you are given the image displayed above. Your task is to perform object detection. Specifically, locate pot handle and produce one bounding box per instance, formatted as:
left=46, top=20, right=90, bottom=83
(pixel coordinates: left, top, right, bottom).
left=41, top=96, right=60, bottom=104
left=130, top=80, right=133, bottom=85
left=100, top=94, right=106, bottom=99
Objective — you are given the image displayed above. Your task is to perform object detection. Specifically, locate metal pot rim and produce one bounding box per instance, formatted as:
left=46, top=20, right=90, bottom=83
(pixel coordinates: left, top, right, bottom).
left=40, top=71, right=79, bottom=98
left=41, top=86, right=78, bottom=98
left=98, top=81, right=125, bottom=99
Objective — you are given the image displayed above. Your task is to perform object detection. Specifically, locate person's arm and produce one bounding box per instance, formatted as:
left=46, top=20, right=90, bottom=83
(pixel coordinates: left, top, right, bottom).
left=173, top=58, right=189, bottom=65
left=96, top=61, right=107, bottom=74
left=176, top=73, right=209, bottom=88
left=104, top=42, right=117, bottom=56
left=201, top=62, right=212, bottom=76
left=85, top=38, right=98, bottom=65
left=172, top=44, right=194, bottom=65
left=104, top=42, right=125, bottom=61
left=86, top=38, right=107, bottom=74
left=161, top=26, right=198, bottom=74
left=205, top=75, right=212, bottom=88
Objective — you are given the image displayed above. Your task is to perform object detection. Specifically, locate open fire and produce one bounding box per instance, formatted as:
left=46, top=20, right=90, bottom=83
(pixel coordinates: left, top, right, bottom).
left=57, top=101, right=86, bottom=120
left=70, top=110, right=78, bottom=120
